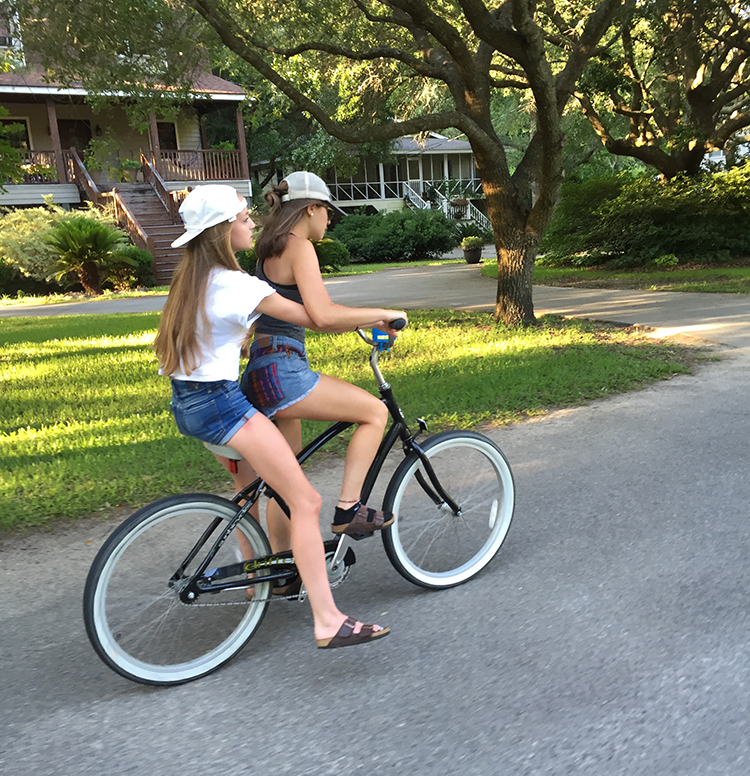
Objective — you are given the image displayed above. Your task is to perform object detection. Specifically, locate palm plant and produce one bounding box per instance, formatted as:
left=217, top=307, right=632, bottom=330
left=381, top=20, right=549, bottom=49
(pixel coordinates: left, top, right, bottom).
left=45, top=217, right=131, bottom=295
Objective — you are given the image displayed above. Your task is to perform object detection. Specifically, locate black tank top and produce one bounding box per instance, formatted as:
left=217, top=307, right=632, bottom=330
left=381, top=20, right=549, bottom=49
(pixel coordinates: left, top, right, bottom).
left=254, top=258, right=306, bottom=344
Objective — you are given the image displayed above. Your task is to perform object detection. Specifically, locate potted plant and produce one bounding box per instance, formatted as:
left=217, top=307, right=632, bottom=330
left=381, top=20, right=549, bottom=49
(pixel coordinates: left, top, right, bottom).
left=461, top=235, right=483, bottom=264
left=116, top=158, right=142, bottom=182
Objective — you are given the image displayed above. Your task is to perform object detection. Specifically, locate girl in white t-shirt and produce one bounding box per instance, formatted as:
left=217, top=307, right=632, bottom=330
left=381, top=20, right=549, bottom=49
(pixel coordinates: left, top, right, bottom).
left=154, top=184, right=389, bottom=650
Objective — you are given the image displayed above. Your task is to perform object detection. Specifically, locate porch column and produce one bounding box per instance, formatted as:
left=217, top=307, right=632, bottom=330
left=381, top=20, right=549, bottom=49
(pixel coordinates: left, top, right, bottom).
left=148, top=112, right=162, bottom=174
left=443, top=153, right=449, bottom=181
left=236, top=107, right=250, bottom=180
left=379, top=162, right=385, bottom=199
left=45, top=98, right=66, bottom=183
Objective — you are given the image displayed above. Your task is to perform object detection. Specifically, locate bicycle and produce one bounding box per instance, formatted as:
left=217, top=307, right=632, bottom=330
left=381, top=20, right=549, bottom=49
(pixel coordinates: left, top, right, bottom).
left=83, top=324, right=515, bottom=685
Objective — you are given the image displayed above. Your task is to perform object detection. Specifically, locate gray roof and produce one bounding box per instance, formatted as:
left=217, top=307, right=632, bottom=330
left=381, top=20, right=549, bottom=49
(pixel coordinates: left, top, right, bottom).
left=394, top=134, right=472, bottom=154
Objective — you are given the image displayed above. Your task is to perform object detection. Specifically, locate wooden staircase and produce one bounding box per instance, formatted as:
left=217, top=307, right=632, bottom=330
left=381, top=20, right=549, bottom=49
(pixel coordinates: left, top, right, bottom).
left=114, top=183, right=185, bottom=284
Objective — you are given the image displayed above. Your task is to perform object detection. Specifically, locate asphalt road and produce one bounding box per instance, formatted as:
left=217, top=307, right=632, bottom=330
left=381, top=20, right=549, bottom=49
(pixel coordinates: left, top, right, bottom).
left=1, top=267, right=749, bottom=775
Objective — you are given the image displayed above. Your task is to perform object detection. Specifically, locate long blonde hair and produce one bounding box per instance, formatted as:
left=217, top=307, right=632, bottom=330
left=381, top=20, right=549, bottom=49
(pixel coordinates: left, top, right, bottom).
left=154, top=220, right=242, bottom=376
left=254, top=180, right=320, bottom=262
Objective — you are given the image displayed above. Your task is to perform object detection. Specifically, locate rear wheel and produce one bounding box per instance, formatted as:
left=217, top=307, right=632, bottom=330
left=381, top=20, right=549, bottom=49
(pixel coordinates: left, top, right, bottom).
left=83, top=494, right=272, bottom=685
left=382, top=431, right=514, bottom=588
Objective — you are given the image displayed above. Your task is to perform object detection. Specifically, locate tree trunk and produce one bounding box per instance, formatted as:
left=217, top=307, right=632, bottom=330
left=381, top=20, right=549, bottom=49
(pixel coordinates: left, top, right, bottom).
left=78, top=261, right=102, bottom=295
left=494, top=238, right=537, bottom=326
left=473, top=145, right=540, bottom=326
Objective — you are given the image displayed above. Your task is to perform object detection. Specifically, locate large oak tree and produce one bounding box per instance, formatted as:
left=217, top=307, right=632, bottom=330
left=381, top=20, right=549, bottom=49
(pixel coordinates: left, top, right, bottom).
left=574, top=0, right=750, bottom=178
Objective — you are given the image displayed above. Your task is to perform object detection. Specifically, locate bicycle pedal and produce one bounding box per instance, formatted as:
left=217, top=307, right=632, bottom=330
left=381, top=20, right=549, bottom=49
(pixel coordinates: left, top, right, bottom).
left=347, top=531, right=372, bottom=541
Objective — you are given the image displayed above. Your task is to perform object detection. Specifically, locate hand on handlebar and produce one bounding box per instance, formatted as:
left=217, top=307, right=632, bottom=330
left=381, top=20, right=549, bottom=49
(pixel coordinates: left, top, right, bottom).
left=378, top=313, right=408, bottom=336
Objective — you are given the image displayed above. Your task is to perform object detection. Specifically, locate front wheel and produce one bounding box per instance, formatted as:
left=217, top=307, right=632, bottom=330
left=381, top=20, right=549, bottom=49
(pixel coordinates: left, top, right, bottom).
left=83, top=493, right=272, bottom=685
left=382, top=430, right=514, bottom=589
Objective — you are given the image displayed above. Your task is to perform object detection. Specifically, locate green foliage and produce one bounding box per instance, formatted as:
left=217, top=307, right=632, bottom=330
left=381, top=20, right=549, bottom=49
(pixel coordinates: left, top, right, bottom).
left=460, top=235, right=483, bottom=249
left=313, top=237, right=349, bottom=272
left=541, top=166, right=750, bottom=267
left=236, top=248, right=257, bottom=275
left=541, top=175, right=628, bottom=265
left=45, top=217, right=130, bottom=294
left=331, top=208, right=458, bottom=263
left=83, top=135, right=119, bottom=171
left=106, top=245, right=155, bottom=290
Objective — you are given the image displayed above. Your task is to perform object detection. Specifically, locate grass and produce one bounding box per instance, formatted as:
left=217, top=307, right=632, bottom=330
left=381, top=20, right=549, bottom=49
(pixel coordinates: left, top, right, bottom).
left=329, top=258, right=462, bottom=276
left=1, top=309, right=705, bottom=531
left=480, top=261, right=750, bottom=293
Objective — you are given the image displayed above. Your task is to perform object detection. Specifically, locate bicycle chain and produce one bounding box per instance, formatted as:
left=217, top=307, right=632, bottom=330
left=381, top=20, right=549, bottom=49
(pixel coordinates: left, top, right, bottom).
left=186, top=567, right=349, bottom=607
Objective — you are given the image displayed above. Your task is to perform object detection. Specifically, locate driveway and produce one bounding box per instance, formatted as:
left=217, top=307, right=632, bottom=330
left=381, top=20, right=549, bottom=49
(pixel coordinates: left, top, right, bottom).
left=1, top=266, right=749, bottom=775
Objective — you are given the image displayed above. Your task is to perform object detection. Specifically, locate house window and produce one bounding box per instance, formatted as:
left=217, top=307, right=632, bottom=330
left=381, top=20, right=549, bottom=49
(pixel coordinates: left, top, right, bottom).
left=0, top=35, right=13, bottom=47
left=0, top=117, right=29, bottom=149
left=157, top=122, right=178, bottom=150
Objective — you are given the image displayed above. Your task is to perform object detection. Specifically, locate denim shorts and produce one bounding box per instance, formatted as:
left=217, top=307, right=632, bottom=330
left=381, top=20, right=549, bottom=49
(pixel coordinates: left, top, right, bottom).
left=170, top=379, right=258, bottom=445
left=240, top=335, right=321, bottom=419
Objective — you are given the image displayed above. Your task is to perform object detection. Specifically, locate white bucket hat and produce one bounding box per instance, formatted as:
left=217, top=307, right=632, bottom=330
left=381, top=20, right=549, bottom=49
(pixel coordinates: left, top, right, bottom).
left=281, top=171, right=345, bottom=215
left=171, top=184, right=248, bottom=248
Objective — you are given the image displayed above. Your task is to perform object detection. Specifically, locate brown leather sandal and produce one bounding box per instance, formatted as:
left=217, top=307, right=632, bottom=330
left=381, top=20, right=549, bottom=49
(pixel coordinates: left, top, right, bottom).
left=331, top=503, right=394, bottom=536
left=316, top=616, right=390, bottom=649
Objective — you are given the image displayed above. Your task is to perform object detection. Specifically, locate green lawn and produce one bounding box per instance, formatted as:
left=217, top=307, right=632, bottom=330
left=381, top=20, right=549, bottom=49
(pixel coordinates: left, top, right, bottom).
left=481, top=261, right=750, bottom=293
left=1, top=309, right=704, bottom=530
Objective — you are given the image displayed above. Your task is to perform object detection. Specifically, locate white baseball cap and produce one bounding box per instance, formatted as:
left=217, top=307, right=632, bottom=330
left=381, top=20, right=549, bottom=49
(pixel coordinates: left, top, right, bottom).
left=281, top=171, right=345, bottom=215
left=171, top=184, right=248, bottom=248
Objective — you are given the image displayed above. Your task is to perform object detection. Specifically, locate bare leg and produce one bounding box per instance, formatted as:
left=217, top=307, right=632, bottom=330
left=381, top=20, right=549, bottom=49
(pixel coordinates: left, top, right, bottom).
left=274, top=374, right=388, bottom=507
left=225, top=413, right=384, bottom=642
left=214, top=452, right=291, bottom=554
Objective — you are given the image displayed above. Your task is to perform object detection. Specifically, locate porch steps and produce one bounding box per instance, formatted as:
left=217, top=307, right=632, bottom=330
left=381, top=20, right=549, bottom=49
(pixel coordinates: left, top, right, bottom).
left=113, top=183, right=184, bottom=285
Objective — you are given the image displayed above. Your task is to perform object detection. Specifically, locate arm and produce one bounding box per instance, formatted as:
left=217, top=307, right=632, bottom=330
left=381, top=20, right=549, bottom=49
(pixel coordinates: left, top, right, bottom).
left=255, top=292, right=316, bottom=329
left=289, top=237, right=407, bottom=333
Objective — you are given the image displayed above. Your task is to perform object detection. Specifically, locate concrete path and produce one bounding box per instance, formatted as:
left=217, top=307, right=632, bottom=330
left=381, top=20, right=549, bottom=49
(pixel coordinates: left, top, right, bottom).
left=1, top=265, right=749, bottom=775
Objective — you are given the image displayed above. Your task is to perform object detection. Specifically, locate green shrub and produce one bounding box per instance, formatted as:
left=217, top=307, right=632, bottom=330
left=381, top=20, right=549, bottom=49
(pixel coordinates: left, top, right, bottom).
left=331, top=208, right=458, bottom=263
left=0, top=200, right=120, bottom=291
left=107, top=245, right=155, bottom=290
left=313, top=237, right=349, bottom=272
left=540, top=175, right=627, bottom=265
left=45, top=217, right=130, bottom=295
left=541, top=166, right=750, bottom=267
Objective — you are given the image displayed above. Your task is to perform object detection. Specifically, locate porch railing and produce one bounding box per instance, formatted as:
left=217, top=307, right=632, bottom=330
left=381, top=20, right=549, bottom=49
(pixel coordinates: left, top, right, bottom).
left=157, top=149, right=244, bottom=182
left=402, top=182, right=430, bottom=210
left=142, top=154, right=188, bottom=224
left=102, top=187, right=155, bottom=255
left=69, top=148, right=102, bottom=203
left=13, top=150, right=75, bottom=184
left=328, top=177, right=483, bottom=204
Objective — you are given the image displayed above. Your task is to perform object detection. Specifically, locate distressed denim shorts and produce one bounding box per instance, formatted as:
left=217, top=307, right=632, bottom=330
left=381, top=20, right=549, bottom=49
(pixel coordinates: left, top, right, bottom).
left=170, top=379, right=258, bottom=445
left=240, top=335, right=321, bottom=419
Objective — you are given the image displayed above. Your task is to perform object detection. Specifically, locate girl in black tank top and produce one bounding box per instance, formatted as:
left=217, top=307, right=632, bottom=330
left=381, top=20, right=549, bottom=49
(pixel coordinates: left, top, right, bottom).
left=230, top=172, right=407, bottom=549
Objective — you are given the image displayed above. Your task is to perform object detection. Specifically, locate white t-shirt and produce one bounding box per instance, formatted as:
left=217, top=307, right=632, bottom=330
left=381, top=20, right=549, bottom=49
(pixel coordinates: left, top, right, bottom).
left=170, top=268, right=276, bottom=381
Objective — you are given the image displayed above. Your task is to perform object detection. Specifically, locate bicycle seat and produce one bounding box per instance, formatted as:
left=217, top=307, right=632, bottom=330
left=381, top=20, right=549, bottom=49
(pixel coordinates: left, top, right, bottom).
left=203, top=441, right=243, bottom=461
